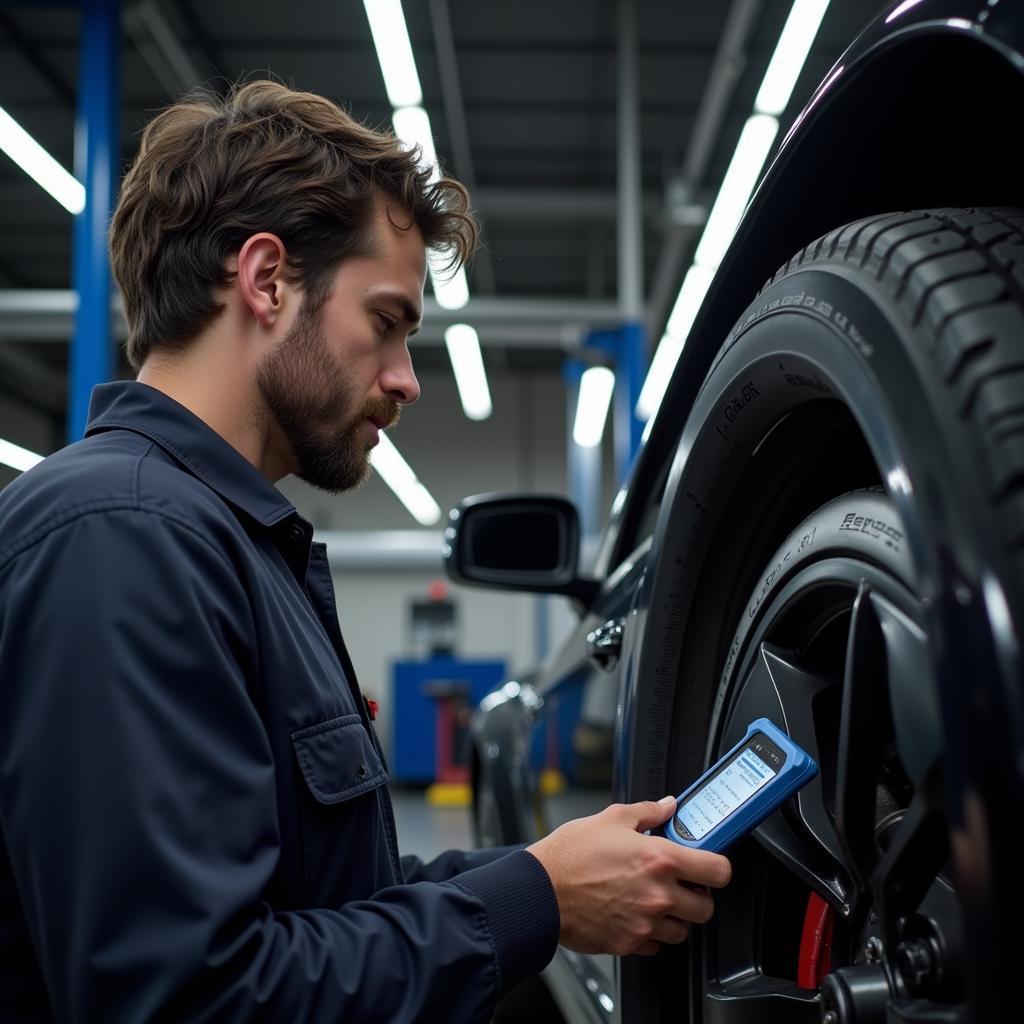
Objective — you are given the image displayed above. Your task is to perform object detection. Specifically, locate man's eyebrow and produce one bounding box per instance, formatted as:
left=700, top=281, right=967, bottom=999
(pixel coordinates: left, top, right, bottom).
left=371, top=290, right=422, bottom=334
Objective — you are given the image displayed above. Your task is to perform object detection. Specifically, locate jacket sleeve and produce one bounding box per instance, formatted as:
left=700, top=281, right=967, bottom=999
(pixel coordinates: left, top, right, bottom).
left=401, top=845, right=528, bottom=885
left=0, top=507, right=559, bottom=1023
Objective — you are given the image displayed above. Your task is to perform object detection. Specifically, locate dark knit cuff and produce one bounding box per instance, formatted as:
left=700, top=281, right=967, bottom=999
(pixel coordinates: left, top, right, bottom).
left=450, top=848, right=560, bottom=995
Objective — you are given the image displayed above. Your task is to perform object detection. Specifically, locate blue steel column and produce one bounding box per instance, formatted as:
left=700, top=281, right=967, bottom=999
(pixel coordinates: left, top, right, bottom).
left=585, top=326, right=646, bottom=488
left=69, top=0, right=120, bottom=442
left=613, top=321, right=646, bottom=485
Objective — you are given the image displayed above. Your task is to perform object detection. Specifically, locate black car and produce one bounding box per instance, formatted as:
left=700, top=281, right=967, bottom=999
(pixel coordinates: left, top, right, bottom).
left=444, top=1, right=1024, bottom=1022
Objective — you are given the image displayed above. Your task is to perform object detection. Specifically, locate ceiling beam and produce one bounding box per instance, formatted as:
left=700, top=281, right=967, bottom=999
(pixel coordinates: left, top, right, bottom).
left=427, top=0, right=496, bottom=294
left=169, top=0, right=225, bottom=89
left=472, top=186, right=681, bottom=227
left=617, top=0, right=642, bottom=320
left=0, top=290, right=622, bottom=347
left=124, top=0, right=205, bottom=98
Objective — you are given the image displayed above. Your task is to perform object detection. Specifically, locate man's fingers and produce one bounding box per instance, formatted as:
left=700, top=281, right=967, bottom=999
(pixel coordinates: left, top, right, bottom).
left=625, top=795, right=678, bottom=832
left=670, top=884, right=716, bottom=925
left=668, top=846, right=732, bottom=889
left=651, top=916, right=690, bottom=945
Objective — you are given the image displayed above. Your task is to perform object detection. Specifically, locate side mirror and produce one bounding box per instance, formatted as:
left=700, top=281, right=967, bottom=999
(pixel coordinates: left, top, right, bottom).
left=443, top=493, right=599, bottom=604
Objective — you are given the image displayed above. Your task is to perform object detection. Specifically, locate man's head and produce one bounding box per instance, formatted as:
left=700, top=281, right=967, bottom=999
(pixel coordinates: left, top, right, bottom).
left=109, top=80, right=475, bottom=490
left=253, top=193, right=428, bottom=492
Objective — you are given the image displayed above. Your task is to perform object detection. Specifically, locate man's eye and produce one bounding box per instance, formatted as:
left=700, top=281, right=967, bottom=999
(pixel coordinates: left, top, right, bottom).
left=377, top=314, right=395, bottom=333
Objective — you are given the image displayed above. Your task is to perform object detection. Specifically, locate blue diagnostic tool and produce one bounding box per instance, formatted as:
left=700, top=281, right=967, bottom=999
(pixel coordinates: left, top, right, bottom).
left=660, top=718, right=818, bottom=853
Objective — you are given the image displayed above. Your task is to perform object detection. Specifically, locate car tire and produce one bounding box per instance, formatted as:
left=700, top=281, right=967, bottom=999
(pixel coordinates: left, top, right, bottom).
left=621, top=209, right=1024, bottom=1023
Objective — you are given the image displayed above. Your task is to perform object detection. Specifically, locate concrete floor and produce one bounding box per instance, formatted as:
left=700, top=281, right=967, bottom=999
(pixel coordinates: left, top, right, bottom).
left=390, top=785, right=476, bottom=863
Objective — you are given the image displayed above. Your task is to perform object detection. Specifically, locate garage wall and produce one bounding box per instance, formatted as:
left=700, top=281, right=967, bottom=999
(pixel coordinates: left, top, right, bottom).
left=331, top=570, right=579, bottom=763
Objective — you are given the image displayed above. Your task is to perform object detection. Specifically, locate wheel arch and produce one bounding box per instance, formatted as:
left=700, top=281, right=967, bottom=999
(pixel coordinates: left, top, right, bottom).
left=643, top=20, right=1024, bottom=484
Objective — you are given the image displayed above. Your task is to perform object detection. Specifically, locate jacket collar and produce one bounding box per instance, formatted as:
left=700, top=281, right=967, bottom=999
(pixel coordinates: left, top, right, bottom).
left=85, top=380, right=297, bottom=528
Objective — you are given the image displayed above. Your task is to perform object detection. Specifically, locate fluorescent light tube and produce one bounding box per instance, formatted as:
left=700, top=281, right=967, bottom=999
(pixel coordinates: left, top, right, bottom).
left=0, top=437, right=44, bottom=473
left=0, top=106, right=85, bottom=214
left=639, top=118, right=774, bottom=423
left=363, top=0, right=423, bottom=108
left=755, top=0, right=832, bottom=116
left=635, top=334, right=681, bottom=423
left=573, top=366, right=615, bottom=447
left=369, top=432, right=442, bottom=525
left=639, top=0, right=831, bottom=427
left=392, top=105, right=438, bottom=182
left=636, top=263, right=716, bottom=421
left=886, top=0, right=926, bottom=23
left=694, top=114, right=778, bottom=268
left=445, top=323, right=492, bottom=420
left=664, top=263, right=717, bottom=342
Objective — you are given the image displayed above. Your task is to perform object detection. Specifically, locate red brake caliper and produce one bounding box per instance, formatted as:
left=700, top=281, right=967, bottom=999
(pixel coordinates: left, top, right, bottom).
left=797, top=892, right=836, bottom=989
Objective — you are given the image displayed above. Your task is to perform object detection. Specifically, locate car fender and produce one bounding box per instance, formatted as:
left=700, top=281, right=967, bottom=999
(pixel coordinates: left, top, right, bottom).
left=638, top=0, right=1024, bottom=518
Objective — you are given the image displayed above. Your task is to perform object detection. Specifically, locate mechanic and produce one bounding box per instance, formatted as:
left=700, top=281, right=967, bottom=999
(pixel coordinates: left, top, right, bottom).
left=0, top=81, right=731, bottom=1022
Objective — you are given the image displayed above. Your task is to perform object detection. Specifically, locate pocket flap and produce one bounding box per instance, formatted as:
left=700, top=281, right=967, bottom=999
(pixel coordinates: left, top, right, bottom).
left=291, top=714, right=387, bottom=804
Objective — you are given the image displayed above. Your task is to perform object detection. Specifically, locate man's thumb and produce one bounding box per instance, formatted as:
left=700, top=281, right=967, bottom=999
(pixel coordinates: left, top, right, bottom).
left=631, top=795, right=678, bottom=831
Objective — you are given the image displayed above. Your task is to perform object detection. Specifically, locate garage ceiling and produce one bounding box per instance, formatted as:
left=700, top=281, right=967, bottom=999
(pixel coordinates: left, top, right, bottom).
left=0, top=0, right=885, bottom=439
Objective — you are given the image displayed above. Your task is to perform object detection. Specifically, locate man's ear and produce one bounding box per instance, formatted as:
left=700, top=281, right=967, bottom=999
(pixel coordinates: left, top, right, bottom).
left=236, top=233, right=291, bottom=329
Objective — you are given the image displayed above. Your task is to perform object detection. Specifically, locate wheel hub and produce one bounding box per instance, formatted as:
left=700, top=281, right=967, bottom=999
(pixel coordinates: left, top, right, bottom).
left=821, top=963, right=893, bottom=1024
left=820, top=911, right=956, bottom=1023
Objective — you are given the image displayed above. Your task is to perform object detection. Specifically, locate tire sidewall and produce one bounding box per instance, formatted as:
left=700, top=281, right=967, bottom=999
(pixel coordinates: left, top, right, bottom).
left=628, top=261, right=1007, bottom=801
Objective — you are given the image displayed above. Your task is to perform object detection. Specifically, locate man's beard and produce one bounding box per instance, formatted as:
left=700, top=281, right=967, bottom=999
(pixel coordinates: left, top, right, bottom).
left=256, top=302, right=399, bottom=493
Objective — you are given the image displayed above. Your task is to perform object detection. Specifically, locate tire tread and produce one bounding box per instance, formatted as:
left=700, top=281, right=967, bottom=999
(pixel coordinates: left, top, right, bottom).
left=764, top=207, right=1024, bottom=563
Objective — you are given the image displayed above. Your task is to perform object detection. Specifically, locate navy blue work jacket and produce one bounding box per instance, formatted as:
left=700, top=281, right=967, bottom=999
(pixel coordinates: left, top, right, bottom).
left=0, top=381, right=559, bottom=1022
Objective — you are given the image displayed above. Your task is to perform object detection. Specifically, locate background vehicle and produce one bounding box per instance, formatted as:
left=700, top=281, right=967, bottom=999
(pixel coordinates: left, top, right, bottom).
left=445, top=2, right=1024, bottom=1022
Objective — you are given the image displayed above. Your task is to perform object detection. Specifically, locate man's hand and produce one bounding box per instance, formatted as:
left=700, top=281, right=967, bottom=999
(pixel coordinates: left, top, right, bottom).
left=526, top=795, right=731, bottom=957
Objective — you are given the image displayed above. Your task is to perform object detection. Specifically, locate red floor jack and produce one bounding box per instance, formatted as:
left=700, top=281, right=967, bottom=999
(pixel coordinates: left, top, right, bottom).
left=423, top=679, right=473, bottom=807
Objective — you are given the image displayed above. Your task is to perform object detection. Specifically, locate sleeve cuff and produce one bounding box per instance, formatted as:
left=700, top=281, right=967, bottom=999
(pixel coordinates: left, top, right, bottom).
left=449, top=849, right=560, bottom=996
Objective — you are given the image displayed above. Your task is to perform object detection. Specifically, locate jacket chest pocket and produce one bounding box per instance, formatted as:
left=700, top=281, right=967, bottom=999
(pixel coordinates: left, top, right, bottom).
left=291, top=714, right=393, bottom=904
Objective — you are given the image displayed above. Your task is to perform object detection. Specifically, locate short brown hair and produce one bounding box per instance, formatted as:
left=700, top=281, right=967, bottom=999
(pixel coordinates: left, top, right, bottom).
left=110, top=80, right=477, bottom=370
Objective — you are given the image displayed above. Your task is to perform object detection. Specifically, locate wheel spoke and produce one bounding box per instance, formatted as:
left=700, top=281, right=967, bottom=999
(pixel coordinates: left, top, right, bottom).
left=871, top=592, right=941, bottom=790
left=757, top=645, right=829, bottom=764
left=737, top=644, right=854, bottom=908
left=753, top=812, right=852, bottom=909
left=835, top=583, right=887, bottom=886
left=704, top=975, right=820, bottom=1023
left=758, top=646, right=840, bottom=850
left=872, top=787, right=948, bottom=948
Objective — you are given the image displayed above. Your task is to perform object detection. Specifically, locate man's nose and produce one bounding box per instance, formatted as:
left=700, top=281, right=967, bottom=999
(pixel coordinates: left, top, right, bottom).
left=382, top=348, right=421, bottom=405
